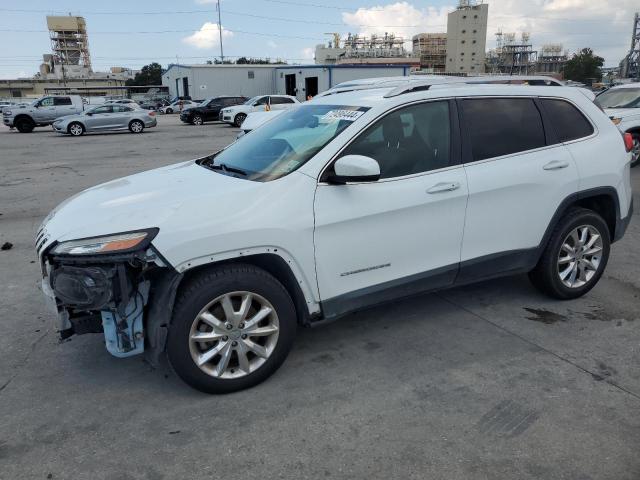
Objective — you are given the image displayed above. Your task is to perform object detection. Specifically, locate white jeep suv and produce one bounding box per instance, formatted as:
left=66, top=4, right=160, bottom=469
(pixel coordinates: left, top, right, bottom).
left=36, top=83, right=634, bottom=393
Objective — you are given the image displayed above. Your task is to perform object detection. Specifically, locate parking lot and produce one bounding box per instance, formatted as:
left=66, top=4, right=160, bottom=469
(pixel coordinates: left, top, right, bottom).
left=1, top=114, right=639, bottom=479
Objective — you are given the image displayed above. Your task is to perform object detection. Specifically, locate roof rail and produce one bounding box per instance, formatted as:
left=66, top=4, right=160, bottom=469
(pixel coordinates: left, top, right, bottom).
left=383, top=78, right=466, bottom=98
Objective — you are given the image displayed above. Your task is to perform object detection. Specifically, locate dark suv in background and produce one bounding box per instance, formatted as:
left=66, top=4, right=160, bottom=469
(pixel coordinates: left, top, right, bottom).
left=180, top=96, right=247, bottom=125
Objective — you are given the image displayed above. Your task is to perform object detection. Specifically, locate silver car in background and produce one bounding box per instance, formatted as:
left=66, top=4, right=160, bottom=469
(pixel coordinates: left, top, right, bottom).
left=53, top=104, right=157, bottom=136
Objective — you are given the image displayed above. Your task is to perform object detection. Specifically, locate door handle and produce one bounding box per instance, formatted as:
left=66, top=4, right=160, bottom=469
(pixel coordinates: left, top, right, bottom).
left=427, top=182, right=460, bottom=194
left=543, top=160, right=569, bottom=171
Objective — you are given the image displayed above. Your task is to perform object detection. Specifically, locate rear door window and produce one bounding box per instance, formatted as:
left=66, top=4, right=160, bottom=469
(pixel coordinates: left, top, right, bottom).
left=54, top=97, right=72, bottom=106
left=461, top=98, right=546, bottom=161
left=540, top=98, right=594, bottom=142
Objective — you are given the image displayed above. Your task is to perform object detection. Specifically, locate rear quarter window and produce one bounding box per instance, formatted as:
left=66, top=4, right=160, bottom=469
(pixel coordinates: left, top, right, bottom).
left=540, top=98, right=594, bottom=142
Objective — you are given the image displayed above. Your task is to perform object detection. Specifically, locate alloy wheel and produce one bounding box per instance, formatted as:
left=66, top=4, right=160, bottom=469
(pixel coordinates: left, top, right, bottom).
left=130, top=121, right=143, bottom=133
left=188, top=291, right=280, bottom=379
left=69, top=124, right=83, bottom=136
left=557, top=225, right=603, bottom=288
left=193, top=116, right=203, bottom=125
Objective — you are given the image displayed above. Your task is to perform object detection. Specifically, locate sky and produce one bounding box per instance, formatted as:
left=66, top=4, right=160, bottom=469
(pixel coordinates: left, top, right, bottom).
left=0, top=0, right=637, bottom=79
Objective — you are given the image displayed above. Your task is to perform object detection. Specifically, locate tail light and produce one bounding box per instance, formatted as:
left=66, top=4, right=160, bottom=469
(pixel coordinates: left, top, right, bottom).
left=623, top=132, right=633, bottom=152
left=148, top=111, right=156, bottom=117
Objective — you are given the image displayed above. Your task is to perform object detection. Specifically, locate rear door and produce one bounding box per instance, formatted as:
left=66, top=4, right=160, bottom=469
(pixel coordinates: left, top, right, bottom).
left=111, top=105, right=133, bottom=128
left=53, top=96, right=75, bottom=117
left=457, top=96, right=578, bottom=282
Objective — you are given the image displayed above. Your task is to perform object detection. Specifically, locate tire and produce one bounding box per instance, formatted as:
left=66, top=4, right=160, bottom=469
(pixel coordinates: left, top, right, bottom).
left=68, top=122, right=84, bottom=136
left=165, top=108, right=173, bottom=114
left=129, top=120, right=144, bottom=134
left=234, top=113, right=247, bottom=127
left=630, top=132, right=640, bottom=168
left=192, top=115, right=204, bottom=125
left=15, top=117, right=34, bottom=133
left=167, top=264, right=297, bottom=394
left=529, top=207, right=610, bottom=299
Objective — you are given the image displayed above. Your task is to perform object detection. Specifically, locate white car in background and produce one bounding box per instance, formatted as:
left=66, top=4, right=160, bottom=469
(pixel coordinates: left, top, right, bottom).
left=596, top=83, right=640, bottom=167
left=160, top=100, right=199, bottom=114
left=236, top=109, right=288, bottom=139
left=220, top=95, right=299, bottom=127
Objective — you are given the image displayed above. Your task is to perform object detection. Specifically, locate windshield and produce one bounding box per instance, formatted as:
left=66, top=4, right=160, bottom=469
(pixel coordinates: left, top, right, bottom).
left=244, top=96, right=261, bottom=105
left=596, top=88, right=640, bottom=109
left=201, top=104, right=369, bottom=181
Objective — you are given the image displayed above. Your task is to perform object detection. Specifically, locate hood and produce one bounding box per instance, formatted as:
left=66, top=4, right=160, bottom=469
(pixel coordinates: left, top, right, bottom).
left=604, top=108, right=640, bottom=120
left=39, top=159, right=263, bottom=250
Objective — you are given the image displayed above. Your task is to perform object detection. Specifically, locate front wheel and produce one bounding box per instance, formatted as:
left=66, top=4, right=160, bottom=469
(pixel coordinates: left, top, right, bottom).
left=165, top=108, right=173, bottom=114
left=630, top=132, right=640, bottom=168
left=234, top=113, right=247, bottom=127
left=15, top=118, right=34, bottom=133
left=529, top=208, right=610, bottom=299
left=192, top=115, right=204, bottom=125
left=167, top=264, right=296, bottom=394
left=68, top=122, right=84, bottom=136
left=129, top=120, right=144, bottom=134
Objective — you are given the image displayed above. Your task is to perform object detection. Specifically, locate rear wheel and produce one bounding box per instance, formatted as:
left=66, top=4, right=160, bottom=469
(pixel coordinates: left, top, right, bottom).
left=529, top=208, right=610, bottom=299
left=68, top=122, right=84, bottom=136
left=129, top=120, right=144, bottom=134
left=15, top=118, right=34, bottom=133
left=192, top=115, right=204, bottom=125
left=234, top=113, right=247, bottom=127
left=167, top=264, right=296, bottom=394
left=630, top=132, right=640, bottom=168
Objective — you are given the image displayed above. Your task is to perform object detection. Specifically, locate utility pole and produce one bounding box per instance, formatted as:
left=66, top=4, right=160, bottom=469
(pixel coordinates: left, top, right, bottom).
left=217, top=0, right=224, bottom=63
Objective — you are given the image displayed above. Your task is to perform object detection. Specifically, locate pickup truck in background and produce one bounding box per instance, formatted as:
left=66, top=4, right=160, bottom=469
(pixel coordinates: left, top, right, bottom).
left=3, top=95, right=84, bottom=133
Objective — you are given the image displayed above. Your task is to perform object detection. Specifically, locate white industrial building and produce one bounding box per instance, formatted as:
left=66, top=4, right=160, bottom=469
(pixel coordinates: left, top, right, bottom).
left=162, top=63, right=414, bottom=101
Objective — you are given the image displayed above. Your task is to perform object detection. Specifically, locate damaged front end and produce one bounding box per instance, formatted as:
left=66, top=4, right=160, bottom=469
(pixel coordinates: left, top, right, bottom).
left=37, top=228, right=181, bottom=363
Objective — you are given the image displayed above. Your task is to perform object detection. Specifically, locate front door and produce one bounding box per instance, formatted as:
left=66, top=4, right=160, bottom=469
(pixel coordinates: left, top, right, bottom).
left=84, top=105, right=115, bottom=130
left=285, top=74, right=296, bottom=96
left=305, top=77, right=318, bottom=98
left=314, top=100, right=468, bottom=317
left=37, top=97, right=58, bottom=122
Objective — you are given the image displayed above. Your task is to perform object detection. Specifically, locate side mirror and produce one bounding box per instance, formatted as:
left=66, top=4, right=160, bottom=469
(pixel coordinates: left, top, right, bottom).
left=328, top=155, right=380, bottom=184
left=86, top=112, right=93, bottom=116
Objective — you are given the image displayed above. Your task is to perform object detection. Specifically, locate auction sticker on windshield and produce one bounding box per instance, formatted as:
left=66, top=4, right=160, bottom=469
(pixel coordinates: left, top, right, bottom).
left=321, top=110, right=365, bottom=122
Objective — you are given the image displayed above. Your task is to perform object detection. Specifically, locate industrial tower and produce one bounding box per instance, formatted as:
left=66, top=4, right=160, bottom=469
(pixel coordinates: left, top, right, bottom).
left=46, top=16, right=92, bottom=71
left=622, top=13, right=639, bottom=79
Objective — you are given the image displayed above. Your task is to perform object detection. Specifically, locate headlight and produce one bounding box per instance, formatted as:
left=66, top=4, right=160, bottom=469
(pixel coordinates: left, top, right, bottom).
left=611, top=117, right=622, bottom=125
left=51, top=229, right=158, bottom=255
left=4, top=110, right=11, bottom=115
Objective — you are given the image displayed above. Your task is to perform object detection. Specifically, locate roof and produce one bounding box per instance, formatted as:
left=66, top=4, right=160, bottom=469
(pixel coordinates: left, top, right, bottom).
left=310, top=84, right=593, bottom=109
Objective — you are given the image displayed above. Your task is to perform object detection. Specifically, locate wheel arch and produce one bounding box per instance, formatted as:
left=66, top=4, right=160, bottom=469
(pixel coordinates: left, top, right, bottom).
left=13, top=114, right=34, bottom=124
left=539, top=187, right=621, bottom=259
left=67, top=121, right=85, bottom=134
left=144, top=251, right=317, bottom=365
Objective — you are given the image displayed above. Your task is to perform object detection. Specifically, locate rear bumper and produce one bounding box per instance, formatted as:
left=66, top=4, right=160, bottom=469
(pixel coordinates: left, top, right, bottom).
left=3, top=117, right=13, bottom=127
left=614, top=198, right=634, bottom=243
left=145, top=118, right=157, bottom=128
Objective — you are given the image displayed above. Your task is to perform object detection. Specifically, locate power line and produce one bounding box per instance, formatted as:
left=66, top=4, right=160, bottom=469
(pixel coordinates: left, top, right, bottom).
left=0, top=27, right=324, bottom=40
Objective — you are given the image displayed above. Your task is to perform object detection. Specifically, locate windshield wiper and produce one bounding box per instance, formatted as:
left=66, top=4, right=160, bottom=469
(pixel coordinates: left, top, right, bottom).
left=210, top=162, right=247, bottom=176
